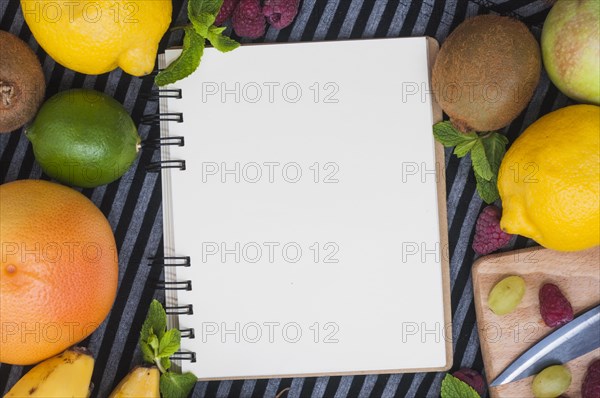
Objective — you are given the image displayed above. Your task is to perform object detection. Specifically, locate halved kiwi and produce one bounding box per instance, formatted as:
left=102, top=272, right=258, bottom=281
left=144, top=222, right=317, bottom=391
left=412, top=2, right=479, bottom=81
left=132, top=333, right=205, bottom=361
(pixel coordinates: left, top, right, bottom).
left=0, top=30, right=46, bottom=133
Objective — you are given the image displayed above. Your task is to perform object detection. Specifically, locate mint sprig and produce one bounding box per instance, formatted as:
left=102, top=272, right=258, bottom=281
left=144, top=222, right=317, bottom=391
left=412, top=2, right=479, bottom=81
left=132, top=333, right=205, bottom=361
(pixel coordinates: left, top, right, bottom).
left=160, top=372, right=198, bottom=398
left=155, top=27, right=205, bottom=87
left=139, top=299, right=197, bottom=398
left=140, top=299, right=167, bottom=342
left=441, top=374, right=481, bottom=398
left=155, top=0, right=240, bottom=86
left=207, top=26, right=241, bottom=52
left=433, top=121, right=508, bottom=203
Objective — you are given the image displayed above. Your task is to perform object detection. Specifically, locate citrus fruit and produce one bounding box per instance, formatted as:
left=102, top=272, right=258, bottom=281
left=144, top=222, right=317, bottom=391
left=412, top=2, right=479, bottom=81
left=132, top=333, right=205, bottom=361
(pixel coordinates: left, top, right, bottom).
left=498, top=104, right=600, bottom=251
left=0, top=180, right=118, bottom=365
left=20, top=0, right=172, bottom=76
left=26, top=89, right=141, bottom=188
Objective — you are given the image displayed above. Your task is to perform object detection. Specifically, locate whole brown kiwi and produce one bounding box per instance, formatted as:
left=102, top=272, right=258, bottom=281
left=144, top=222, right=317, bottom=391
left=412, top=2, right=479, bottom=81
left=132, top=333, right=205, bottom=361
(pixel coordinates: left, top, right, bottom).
left=0, top=30, right=46, bottom=133
left=432, top=15, right=541, bottom=133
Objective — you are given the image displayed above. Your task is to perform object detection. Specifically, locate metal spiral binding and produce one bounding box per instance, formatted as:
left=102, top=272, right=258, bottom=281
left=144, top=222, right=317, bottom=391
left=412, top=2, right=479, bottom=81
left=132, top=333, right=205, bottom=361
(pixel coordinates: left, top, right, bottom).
left=141, top=87, right=196, bottom=359
left=142, top=136, right=185, bottom=150
left=171, top=352, right=197, bottom=362
left=165, top=305, right=194, bottom=315
left=141, top=87, right=186, bottom=170
left=146, top=160, right=186, bottom=172
left=180, top=328, right=195, bottom=339
left=142, top=88, right=182, bottom=101
left=155, top=280, right=193, bottom=291
left=140, top=112, right=183, bottom=125
left=147, top=256, right=192, bottom=267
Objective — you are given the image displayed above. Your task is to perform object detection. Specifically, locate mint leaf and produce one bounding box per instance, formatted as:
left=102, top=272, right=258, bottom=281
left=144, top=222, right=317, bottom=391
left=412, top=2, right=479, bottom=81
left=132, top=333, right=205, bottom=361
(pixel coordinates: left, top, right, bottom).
left=433, top=121, right=508, bottom=205
left=441, top=374, right=480, bottom=398
left=188, top=0, right=223, bottom=17
left=207, top=27, right=240, bottom=53
left=190, top=12, right=216, bottom=37
left=160, top=372, right=197, bottom=398
left=158, top=329, right=182, bottom=358
left=454, top=139, right=478, bottom=158
left=148, top=334, right=160, bottom=352
left=482, top=132, right=509, bottom=170
left=211, top=26, right=227, bottom=34
left=137, top=299, right=197, bottom=387
left=470, top=140, right=493, bottom=181
left=433, top=121, right=477, bottom=147
left=140, top=341, right=155, bottom=364
left=473, top=132, right=509, bottom=203
left=155, top=27, right=205, bottom=87
left=474, top=171, right=499, bottom=204
left=140, top=299, right=167, bottom=342
left=160, top=357, right=172, bottom=371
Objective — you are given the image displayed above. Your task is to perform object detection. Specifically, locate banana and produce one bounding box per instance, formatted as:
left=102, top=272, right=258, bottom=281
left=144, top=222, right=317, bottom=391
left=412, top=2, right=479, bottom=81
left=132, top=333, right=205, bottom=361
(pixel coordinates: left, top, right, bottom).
left=109, top=366, right=160, bottom=398
left=4, top=347, right=94, bottom=398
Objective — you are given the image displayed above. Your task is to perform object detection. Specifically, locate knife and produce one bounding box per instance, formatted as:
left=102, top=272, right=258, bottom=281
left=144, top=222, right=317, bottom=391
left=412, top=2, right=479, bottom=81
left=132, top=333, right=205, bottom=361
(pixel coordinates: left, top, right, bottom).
left=490, top=304, right=600, bottom=387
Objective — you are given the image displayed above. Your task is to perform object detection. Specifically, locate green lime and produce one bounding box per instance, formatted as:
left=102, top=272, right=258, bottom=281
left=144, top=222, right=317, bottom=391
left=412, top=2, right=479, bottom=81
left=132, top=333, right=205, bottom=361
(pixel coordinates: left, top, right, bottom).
left=26, top=89, right=141, bottom=188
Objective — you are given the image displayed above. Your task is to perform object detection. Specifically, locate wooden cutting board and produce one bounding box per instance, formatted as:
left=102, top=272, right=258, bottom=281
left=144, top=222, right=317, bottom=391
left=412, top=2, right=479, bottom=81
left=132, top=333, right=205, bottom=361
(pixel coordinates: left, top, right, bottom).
left=473, top=246, right=600, bottom=398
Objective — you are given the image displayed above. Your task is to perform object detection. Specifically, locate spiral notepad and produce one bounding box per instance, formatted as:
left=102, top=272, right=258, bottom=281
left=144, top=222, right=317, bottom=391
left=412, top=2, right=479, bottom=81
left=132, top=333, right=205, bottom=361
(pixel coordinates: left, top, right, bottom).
left=153, top=37, right=451, bottom=380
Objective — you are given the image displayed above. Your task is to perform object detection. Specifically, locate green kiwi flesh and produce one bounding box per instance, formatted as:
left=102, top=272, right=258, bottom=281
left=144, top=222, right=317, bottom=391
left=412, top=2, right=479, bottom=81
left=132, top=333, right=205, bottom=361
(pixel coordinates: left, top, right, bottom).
left=432, top=15, right=541, bottom=132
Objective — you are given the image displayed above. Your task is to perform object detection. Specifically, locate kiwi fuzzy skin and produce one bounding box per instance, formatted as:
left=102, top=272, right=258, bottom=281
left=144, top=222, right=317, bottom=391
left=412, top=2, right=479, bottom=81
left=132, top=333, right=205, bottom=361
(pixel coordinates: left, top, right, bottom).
left=432, top=15, right=541, bottom=133
left=0, top=30, right=46, bottom=133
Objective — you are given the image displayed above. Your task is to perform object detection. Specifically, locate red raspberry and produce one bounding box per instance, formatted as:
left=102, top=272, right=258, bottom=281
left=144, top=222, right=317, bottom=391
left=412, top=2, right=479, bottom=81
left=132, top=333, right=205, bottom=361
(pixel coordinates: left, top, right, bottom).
left=215, top=0, right=240, bottom=25
left=539, top=283, right=574, bottom=328
left=453, top=368, right=485, bottom=395
left=583, top=360, right=600, bottom=398
left=232, top=0, right=266, bottom=39
left=472, top=205, right=512, bottom=255
left=263, top=0, right=301, bottom=29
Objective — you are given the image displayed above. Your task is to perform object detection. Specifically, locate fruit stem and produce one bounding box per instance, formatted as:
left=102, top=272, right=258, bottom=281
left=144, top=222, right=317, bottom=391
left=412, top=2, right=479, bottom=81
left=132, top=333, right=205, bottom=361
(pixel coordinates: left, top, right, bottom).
left=154, top=357, right=167, bottom=374
left=0, top=81, right=15, bottom=108
left=478, top=131, right=496, bottom=139
left=170, top=24, right=191, bottom=32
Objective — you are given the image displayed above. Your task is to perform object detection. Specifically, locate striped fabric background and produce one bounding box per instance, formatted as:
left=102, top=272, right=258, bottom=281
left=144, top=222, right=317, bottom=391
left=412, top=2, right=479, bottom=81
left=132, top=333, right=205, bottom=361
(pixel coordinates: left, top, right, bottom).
left=0, top=0, right=572, bottom=397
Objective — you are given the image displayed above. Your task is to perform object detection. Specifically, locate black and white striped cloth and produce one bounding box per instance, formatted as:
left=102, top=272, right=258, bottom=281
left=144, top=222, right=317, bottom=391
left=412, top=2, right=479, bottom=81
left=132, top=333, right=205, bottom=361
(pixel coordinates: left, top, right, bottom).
left=1, top=1, right=570, bottom=397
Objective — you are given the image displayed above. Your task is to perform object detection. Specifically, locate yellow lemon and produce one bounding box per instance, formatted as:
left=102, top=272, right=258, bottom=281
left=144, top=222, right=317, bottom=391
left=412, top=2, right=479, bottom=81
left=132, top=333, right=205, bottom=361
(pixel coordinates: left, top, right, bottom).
left=20, top=1, right=172, bottom=76
left=498, top=104, right=600, bottom=251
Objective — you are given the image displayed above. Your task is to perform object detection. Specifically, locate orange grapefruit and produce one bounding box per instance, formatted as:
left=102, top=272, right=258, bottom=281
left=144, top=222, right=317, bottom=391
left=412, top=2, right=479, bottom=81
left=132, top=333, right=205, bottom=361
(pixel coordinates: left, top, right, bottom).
left=0, top=180, right=118, bottom=365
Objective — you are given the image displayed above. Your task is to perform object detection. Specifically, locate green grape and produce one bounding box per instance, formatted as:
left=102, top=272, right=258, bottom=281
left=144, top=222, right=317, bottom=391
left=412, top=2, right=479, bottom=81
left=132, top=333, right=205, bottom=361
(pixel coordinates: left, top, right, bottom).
left=532, top=365, right=571, bottom=398
left=488, top=275, right=526, bottom=315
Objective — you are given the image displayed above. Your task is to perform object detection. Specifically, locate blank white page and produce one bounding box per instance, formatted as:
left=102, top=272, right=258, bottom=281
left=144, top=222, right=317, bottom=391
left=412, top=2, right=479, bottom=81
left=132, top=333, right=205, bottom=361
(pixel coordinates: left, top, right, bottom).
left=160, top=37, right=450, bottom=379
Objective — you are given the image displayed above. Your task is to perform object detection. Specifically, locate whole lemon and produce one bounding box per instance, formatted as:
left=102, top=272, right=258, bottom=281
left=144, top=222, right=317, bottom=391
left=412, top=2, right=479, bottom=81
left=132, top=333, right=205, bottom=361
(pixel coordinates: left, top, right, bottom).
left=20, top=0, right=172, bottom=76
left=0, top=180, right=118, bottom=365
left=26, top=89, right=141, bottom=188
left=498, top=104, right=600, bottom=251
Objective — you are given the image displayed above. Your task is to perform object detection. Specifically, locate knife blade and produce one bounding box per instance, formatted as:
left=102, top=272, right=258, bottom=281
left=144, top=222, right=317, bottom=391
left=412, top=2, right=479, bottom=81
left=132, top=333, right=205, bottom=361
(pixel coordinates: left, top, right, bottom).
left=490, top=304, right=600, bottom=387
